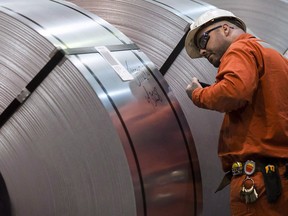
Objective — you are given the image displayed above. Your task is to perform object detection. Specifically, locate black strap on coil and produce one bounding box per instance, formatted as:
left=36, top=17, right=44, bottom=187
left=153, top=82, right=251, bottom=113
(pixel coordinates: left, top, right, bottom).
left=159, top=25, right=212, bottom=88
left=159, top=24, right=190, bottom=76
left=0, top=49, right=65, bottom=129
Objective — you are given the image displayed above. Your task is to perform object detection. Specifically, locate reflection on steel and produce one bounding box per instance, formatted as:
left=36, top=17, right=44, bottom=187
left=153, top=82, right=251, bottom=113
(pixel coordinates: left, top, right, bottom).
left=0, top=0, right=201, bottom=216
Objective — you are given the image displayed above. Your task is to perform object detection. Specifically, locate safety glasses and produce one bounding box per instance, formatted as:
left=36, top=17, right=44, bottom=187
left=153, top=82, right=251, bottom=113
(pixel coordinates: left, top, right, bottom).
left=196, top=25, right=222, bottom=49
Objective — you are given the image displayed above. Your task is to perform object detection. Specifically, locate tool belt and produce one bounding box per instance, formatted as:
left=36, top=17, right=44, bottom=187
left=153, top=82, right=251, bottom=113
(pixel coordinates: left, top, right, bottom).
left=216, top=159, right=287, bottom=203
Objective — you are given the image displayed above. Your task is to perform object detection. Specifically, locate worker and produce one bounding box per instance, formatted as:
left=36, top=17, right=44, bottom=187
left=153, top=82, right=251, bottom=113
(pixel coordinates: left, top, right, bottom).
left=185, top=8, right=288, bottom=215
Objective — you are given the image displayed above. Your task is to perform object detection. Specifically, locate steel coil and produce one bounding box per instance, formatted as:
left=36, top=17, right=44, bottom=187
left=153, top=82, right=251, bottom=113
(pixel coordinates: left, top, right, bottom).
left=0, top=0, right=201, bottom=215
left=67, top=0, right=228, bottom=215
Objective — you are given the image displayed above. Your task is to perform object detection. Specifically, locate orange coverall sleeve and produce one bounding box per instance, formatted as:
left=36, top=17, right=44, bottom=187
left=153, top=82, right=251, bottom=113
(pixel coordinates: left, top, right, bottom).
left=192, top=42, right=260, bottom=113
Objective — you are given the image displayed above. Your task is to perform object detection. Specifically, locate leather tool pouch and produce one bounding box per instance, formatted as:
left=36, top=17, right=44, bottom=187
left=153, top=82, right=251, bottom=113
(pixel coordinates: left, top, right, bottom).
left=261, top=163, right=282, bottom=203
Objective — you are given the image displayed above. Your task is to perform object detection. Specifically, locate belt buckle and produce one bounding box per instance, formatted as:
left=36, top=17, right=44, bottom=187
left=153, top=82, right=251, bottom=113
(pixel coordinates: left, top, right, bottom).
left=232, top=162, right=243, bottom=176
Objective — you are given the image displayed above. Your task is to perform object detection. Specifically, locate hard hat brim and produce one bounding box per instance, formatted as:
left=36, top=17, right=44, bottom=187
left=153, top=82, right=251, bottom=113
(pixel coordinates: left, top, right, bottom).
left=185, top=26, right=202, bottom=59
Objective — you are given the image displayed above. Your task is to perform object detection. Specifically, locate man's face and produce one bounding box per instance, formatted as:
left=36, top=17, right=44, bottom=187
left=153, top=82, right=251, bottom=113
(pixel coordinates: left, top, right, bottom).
left=195, top=23, right=228, bottom=68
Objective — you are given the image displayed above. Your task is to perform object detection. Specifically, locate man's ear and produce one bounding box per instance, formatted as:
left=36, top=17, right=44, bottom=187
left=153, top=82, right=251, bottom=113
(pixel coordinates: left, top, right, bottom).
left=222, top=24, right=231, bottom=36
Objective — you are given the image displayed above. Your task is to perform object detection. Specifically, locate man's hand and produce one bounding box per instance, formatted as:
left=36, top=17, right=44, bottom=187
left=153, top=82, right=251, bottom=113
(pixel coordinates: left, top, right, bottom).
left=186, top=77, right=203, bottom=99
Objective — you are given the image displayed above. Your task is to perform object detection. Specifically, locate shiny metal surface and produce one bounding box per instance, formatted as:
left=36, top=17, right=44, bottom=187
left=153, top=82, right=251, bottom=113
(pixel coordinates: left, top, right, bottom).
left=67, top=0, right=227, bottom=215
left=0, top=0, right=201, bottom=215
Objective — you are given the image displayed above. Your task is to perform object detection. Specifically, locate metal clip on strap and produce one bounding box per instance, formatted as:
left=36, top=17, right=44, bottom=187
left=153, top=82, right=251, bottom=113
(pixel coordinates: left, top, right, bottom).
left=16, top=88, right=31, bottom=103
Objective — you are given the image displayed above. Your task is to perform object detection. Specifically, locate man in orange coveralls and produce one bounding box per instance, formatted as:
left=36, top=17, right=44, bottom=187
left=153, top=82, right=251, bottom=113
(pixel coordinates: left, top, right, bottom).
left=185, top=8, right=288, bottom=216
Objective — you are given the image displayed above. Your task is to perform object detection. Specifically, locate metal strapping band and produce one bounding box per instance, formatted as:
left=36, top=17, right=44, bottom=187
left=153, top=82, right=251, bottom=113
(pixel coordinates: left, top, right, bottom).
left=159, top=24, right=190, bottom=75
left=0, top=48, right=65, bottom=128
left=64, top=43, right=139, bottom=55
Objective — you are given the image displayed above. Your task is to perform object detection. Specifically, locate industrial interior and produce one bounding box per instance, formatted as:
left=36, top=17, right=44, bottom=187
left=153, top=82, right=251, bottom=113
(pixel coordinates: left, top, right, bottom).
left=0, top=0, right=287, bottom=215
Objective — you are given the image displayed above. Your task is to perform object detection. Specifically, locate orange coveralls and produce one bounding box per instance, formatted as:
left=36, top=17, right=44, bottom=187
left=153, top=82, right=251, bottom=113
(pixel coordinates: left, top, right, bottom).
left=192, top=33, right=288, bottom=215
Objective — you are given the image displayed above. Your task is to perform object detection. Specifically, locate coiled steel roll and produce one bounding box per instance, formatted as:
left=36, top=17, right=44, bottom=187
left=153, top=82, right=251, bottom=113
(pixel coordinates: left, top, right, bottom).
left=0, top=0, right=201, bottom=216
left=66, top=0, right=288, bottom=215
left=67, top=0, right=229, bottom=215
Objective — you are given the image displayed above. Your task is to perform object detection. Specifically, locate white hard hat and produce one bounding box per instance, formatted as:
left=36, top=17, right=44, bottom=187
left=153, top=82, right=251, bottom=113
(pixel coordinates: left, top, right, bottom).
left=185, top=8, right=246, bottom=58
